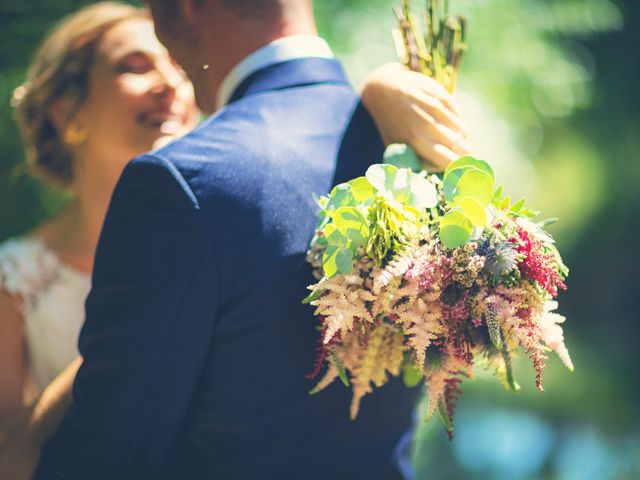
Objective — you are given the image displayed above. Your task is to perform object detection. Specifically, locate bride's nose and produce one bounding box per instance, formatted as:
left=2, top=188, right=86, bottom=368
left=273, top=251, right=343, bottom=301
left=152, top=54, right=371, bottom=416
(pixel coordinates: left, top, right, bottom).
left=149, top=63, right=184, bottom=98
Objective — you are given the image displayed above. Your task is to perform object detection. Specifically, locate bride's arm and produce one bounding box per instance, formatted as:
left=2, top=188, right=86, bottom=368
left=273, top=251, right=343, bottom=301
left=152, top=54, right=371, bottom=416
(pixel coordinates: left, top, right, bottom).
left=0, top=290, right=27, bottom=416
left=360, top=62, right=473, bottom=172
left=28, top=356, right=80, bottom=441
left=0, top=357, right=80, bottom=480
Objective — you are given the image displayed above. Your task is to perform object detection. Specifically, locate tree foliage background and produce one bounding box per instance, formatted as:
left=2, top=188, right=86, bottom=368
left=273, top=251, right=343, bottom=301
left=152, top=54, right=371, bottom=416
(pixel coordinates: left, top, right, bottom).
left=1, top=0, right=638, bottom=478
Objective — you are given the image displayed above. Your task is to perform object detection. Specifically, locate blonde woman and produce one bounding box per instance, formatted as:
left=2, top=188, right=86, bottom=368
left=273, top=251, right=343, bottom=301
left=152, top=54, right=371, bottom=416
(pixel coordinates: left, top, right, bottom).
left=0, top=2, right=469, bottom=477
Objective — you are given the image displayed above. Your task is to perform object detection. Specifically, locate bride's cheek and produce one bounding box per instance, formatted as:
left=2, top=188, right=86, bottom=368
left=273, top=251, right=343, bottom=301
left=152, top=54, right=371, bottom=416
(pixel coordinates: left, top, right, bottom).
left=117, top=75, right=154, bottom=97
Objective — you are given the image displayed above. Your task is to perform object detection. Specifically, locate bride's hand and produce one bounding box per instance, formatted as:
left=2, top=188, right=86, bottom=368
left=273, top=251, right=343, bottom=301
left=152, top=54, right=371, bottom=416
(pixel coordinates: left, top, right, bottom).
left=361, top=62, right=473, bottom=172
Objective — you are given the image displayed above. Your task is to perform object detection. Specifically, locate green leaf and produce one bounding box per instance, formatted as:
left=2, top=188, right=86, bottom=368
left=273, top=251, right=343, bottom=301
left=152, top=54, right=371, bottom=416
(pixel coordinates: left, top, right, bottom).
left=330, top=353, right=350, bottom=387
left=492, top=184, right=504, bottom=203
left=456, top=168, right=494, bottom=206
left=458, top=197, right=488, bottom=226
left=502, top=347, right=521, bottom=392
left=383, top=143, right=421, bottom=171
left=443, top=167, right=465, bottom=203
left=366, top=163, right=398, bottom=193
left=445, top=156, right=495, bottom=182
left=302, top=289, right=322, bottom=305
left=403, top=363, right=424, bottom=388
left=537, top=217, right=558, bottom=228
left=437, top=398, right=454, bottom=434
left=325, top=183, right=354, bottom=211
left=500, top=195, right=511, bottom=210
left=322, top=245, right=339, bottom=277
left=440, top=209, right=473, bottom=248
left=335, top=247, right=354, bottom=275
left=510, top=197, right=526, bottom=213
left=324, top=223, right=347, bottom=247
left=332, top=206, right=368, bottom=248
left=349, top=176, right=377, bottom=202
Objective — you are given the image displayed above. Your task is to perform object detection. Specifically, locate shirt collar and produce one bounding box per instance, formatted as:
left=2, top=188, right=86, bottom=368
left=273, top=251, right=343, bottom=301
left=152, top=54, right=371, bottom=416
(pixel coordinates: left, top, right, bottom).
left=215, top=35, right=334, bottom=111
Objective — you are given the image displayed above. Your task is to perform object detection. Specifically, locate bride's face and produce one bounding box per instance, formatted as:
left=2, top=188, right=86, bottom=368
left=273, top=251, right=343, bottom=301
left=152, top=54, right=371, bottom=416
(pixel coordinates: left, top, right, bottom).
left=73, top=17, right=198, bottom=174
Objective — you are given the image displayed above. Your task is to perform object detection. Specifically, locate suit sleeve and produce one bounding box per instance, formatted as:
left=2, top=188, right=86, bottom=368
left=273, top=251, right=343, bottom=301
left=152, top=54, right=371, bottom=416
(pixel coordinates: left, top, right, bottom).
left=34, top=154, right=219, bottom=479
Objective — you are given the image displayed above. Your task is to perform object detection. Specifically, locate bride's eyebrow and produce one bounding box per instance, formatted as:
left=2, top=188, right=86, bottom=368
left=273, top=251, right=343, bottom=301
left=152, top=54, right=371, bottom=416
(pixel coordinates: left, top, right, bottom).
left=112, top=50, right=153, bottom=64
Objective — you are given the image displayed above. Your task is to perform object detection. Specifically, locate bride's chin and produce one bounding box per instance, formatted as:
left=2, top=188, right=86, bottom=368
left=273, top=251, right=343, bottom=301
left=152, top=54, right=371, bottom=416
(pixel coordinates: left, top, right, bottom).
left=152, top=134, right=176, bottom=150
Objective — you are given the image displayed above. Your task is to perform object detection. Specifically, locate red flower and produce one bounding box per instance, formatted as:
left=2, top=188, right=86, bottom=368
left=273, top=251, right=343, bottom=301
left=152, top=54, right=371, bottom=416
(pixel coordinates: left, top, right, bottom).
left=514, top=228, right=567, bottom=297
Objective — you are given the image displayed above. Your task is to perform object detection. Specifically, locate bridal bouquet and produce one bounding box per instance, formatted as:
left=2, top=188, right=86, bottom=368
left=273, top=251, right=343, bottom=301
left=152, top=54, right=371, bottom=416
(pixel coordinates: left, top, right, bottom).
left=304, top=0, right=572, bottom=438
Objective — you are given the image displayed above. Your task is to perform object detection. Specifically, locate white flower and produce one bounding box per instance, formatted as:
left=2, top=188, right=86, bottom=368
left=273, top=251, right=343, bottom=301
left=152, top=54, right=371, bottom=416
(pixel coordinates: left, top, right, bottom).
left=538, top=301, right=574, bottom=371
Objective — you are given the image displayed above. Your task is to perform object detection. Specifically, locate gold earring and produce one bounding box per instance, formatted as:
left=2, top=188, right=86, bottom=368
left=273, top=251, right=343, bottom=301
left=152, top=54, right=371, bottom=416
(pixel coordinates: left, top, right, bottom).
left=63, top=123, right=88, bottom=146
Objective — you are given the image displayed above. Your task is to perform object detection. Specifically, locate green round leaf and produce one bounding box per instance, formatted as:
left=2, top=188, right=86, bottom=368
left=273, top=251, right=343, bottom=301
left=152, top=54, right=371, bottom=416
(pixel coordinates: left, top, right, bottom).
left=383, top=143, right=421, bottom=171
left=445, top=156, right=495, bottom=182
left=458, top=197, right=488, bottom=226
left=456, top=168, right=494, bottom=206
left=440, top=210, right=473, bottom=248
left=443, top=167, right=466, bottom=203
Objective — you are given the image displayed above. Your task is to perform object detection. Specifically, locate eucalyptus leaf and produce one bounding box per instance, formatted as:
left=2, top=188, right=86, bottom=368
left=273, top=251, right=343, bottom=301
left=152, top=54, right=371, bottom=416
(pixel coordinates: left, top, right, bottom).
left=456, top=168, right=494, bottom=206
left=443, top=167, right=465, bottom=203
left=458, top=197, right=488, bottom=226
left=445, top=156, right=495, bottom=181
left=440, top=210, right=473, bottom=248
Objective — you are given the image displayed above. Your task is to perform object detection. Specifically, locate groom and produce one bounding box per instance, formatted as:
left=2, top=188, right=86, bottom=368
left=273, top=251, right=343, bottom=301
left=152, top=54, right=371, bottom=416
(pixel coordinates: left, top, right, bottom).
left=36, top=1, right=421, bottom=479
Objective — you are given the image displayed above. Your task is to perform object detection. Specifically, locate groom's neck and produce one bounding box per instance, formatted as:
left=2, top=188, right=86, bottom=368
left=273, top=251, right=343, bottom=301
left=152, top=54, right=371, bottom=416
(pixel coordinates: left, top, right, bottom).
left=192, top=0, right=317, bottom=113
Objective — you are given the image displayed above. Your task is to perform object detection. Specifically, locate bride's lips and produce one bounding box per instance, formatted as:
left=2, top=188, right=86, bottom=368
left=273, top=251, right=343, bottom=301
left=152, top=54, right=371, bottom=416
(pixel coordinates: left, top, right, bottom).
left=137, top=109, right=184, bottom=135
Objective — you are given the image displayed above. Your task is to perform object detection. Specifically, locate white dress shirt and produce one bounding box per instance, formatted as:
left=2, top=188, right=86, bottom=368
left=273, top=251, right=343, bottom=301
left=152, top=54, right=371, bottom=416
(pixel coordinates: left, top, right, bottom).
left=215, top=35, right=334, bottom=110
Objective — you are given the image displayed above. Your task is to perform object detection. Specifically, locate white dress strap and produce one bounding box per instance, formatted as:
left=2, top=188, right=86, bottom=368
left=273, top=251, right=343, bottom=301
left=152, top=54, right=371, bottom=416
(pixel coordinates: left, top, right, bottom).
left=0, top=237, right=60, bottom=317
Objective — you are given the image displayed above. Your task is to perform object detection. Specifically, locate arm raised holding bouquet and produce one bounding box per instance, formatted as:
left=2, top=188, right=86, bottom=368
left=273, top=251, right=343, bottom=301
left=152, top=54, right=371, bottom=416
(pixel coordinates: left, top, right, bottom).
left=306, top=0, right=572, bottom=439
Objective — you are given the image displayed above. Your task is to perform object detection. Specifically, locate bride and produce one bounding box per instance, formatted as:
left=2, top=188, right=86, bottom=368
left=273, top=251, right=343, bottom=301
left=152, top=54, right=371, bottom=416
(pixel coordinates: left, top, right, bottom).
left=0, top=1, right=470, bottom=477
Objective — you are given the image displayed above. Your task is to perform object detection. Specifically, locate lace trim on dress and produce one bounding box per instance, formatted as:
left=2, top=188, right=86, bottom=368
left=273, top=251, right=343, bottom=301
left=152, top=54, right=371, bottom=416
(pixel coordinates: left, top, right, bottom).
left=0, top=238, right=61, bottom=317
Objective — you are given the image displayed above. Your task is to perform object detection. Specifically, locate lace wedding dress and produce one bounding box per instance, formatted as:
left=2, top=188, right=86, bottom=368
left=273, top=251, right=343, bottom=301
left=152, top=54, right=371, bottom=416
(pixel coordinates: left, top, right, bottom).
left=0, top=237, right=91, bottom=396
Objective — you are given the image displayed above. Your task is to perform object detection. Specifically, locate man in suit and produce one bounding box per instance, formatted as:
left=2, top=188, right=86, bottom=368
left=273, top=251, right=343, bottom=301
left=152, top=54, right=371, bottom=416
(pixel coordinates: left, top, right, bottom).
left=34, top=1, right=467, bottom=478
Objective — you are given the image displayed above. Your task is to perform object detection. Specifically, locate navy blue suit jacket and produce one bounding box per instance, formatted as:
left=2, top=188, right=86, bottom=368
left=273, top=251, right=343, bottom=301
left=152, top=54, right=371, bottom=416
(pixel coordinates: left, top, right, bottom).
left=34, top=58, right=420, bottom=480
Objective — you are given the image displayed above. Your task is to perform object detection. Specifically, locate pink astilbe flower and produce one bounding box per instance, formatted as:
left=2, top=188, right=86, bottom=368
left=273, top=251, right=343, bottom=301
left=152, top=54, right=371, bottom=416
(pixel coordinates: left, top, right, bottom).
left=515, top=227, right=567, bottom=297
left=423, top=340, right=473, bottom=422
left=482, top=284, right=549, bottom=391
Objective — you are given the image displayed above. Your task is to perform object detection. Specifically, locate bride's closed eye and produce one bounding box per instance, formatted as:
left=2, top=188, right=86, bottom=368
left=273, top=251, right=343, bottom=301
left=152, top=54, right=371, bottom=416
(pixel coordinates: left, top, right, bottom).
left=115, top=52, right=154, bottom=74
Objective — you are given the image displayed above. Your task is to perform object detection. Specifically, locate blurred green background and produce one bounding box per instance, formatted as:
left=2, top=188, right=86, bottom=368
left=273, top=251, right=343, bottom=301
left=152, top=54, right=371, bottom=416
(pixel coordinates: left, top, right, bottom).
left=1, top=0, right=638, bottom=478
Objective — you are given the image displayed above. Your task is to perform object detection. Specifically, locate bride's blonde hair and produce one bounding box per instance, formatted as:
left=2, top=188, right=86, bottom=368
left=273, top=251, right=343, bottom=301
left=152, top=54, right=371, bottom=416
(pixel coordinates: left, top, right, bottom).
left=12, top=2, right=148, bottom=187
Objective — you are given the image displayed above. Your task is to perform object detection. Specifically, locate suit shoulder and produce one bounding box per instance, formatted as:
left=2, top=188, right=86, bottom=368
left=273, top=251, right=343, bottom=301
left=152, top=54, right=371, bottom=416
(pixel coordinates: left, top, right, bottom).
left=117, top=154, right=200, bottom=211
